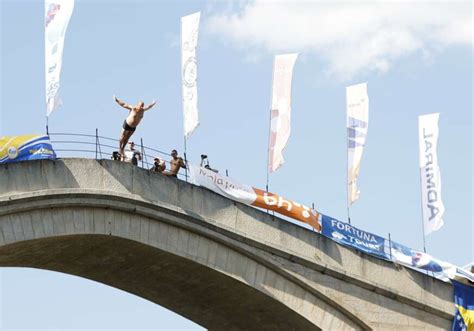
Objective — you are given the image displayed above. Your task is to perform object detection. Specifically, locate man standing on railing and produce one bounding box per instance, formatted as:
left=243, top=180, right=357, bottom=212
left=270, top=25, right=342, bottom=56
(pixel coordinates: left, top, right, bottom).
left=114, top=95, right=156, bottom=161
left=162, top=149, right=186, bottom=177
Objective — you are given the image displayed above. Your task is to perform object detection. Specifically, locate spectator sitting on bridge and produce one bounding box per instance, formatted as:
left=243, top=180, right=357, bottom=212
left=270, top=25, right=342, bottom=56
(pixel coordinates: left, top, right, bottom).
left=124, top=141, right=141, bottom=166
left=111, top=151, right=121, bottom=161
left=162, top=149, right=185, bottom=177
left=150, top=157, right=166, bottom=173
left=114, top=95, right=156, bottom=161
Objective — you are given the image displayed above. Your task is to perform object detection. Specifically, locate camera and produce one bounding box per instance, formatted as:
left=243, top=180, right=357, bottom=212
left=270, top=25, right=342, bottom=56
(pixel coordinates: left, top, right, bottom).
left=201, top=154, right=207, bottom=159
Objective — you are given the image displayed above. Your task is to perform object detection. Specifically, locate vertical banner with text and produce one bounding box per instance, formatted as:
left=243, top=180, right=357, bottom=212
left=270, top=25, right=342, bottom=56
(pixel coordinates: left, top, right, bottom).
left=418, top=113, right=444, bottom=235
left=346, top=82, right=369, bottom=205
left=181, top=12, right=200, bottom=139
left=268, top=53, right=298, bottom=173
left=45, top=0, right=74, bottom=116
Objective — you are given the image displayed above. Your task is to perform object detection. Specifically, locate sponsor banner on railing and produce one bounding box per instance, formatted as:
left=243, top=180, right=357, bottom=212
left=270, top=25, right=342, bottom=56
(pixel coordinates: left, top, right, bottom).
left=390, top=241, right=457, bottom=277
left=321, top=215, right=389, bottom=259
left=0, top=135, right=56, bottom=163
left=188, top=164, right=321, bottom=231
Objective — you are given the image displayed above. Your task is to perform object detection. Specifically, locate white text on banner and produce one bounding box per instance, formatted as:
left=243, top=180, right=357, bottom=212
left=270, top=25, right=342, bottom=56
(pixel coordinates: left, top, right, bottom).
left=181, top=12, right=200, bottom=138
left=45, top=0, right=74, bottom=116
left=346, top=82, right=369, bottom=205
left=418, top=113, right=444, bottom=235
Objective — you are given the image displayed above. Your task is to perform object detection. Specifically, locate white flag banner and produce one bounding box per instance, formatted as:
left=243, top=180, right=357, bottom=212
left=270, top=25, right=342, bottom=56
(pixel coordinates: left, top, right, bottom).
left=268, top=53, right=298, bottom=173
left=346, top=82, right=369, bottom=205
left=418, top=113, right=444, bottom=235
left=45, top=0, right=74, bottom=116
left=181, top=12, right=200, bottom=138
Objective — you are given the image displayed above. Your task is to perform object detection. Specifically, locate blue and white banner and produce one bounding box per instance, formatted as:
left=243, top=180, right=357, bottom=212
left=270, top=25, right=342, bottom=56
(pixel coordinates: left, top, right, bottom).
left=346, top=83, right=369, bottom=205
left=0, top=135, right=56, bottom=163
left=45, top=0, right=75, bottom=116
left=390, top=241, right=457, bottom=277
left=321, top=215, right=389, bottom=260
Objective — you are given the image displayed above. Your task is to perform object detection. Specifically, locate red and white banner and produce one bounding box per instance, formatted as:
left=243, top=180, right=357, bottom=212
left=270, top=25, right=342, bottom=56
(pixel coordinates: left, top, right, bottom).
left=268, top=53, right=298, bottom=173
left=189, top=164, right=321, bottom=231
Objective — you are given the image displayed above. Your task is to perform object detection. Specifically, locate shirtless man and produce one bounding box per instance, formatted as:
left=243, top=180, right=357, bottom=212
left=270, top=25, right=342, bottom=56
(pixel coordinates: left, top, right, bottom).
left=114, top=95, right=156, bottom=160
left=162, top=149, right=186, bottom=177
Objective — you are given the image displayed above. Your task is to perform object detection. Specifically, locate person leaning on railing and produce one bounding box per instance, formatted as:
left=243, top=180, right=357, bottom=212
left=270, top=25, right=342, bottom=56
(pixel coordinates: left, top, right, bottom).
left=161, top=149, right=186, bottom=177
left=150, top=157, right=166, bottom=173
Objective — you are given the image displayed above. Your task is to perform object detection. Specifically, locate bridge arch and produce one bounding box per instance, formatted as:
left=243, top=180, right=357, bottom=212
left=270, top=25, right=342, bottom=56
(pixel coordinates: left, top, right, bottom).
left=0, top=193, right=366, bottom=330
left=0, top=159, right=454, bottom=330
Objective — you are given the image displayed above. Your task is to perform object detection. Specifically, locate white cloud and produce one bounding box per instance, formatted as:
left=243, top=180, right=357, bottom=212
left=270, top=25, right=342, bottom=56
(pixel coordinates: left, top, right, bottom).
left=206, top=1, right=472, bottom=79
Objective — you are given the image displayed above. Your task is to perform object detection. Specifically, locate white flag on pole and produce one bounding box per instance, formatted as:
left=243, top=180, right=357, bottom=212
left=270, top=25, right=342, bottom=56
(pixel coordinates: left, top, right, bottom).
left=418, top=113, right=444, bottom=235
left=346, top=82, right=369, bottom=205
left=181, top=12, right=200, bottom=139
left=268, top=53, right=298, bottom=173
left=45, top=0, right=74, bottom=116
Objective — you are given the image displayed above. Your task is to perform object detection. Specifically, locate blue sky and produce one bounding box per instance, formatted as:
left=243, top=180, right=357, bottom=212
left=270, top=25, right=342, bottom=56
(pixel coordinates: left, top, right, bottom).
left=1, top=0, right=472, bottom=329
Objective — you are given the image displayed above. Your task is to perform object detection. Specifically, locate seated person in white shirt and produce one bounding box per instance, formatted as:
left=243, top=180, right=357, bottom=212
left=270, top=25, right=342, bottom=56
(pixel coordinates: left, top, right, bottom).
left=124, top=141, right=142, bottom=165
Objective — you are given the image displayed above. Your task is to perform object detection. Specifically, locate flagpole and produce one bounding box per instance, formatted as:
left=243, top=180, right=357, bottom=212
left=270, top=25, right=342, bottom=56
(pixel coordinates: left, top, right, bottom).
left=346, top=100, right=351, bottom=225
left=46, top=115, right=49, bottom=136
left=180, top=16, right=188, bottom=182
left=265, top=102, right=271, bottom=192
left=266, top=56, right=276, bottom=193
left=418, top=167, right=427, bottom=253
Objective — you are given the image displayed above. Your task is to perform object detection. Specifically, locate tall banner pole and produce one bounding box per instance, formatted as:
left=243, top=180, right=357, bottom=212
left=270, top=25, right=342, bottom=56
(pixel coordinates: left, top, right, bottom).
left=266, top=56, right=276, bottom=193
left=184, top=136, right=188, bottom=182
left=418, top=167, right=428, bottom=253
left=346, top=126, right=351, bottom=224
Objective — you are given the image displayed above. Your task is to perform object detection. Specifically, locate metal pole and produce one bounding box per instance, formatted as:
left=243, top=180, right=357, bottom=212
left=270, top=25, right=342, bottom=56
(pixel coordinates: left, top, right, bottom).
left=46, top=116, right=49, bottom=136
left=266, top=56, right=276, bottom=193
left=346, top=106, right=351, bottom=225
left=226, top=169, right=229, bottom=177
left=183, top=136, right=188, bottom=181
left=184, top=151, right=188, bottom=183
left=418, top=168, right=428, bottom=253
left=140, top=138, right=145, bottom=168
left=98, top=129, right=103, bottom=159
left=388, top=233, right=393, bottom=260
left=95, top=128, right=98, bottom=159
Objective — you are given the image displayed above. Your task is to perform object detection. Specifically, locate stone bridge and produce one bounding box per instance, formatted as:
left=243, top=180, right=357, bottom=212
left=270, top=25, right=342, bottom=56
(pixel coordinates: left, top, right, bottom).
left=0, top=159, right=453, bottom=330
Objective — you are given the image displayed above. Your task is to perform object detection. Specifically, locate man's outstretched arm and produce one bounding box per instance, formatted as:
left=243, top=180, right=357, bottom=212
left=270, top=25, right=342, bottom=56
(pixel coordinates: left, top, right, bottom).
left=114, top=95, right=132, bottom=110
left=143, top=100, right=156, bottom=111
